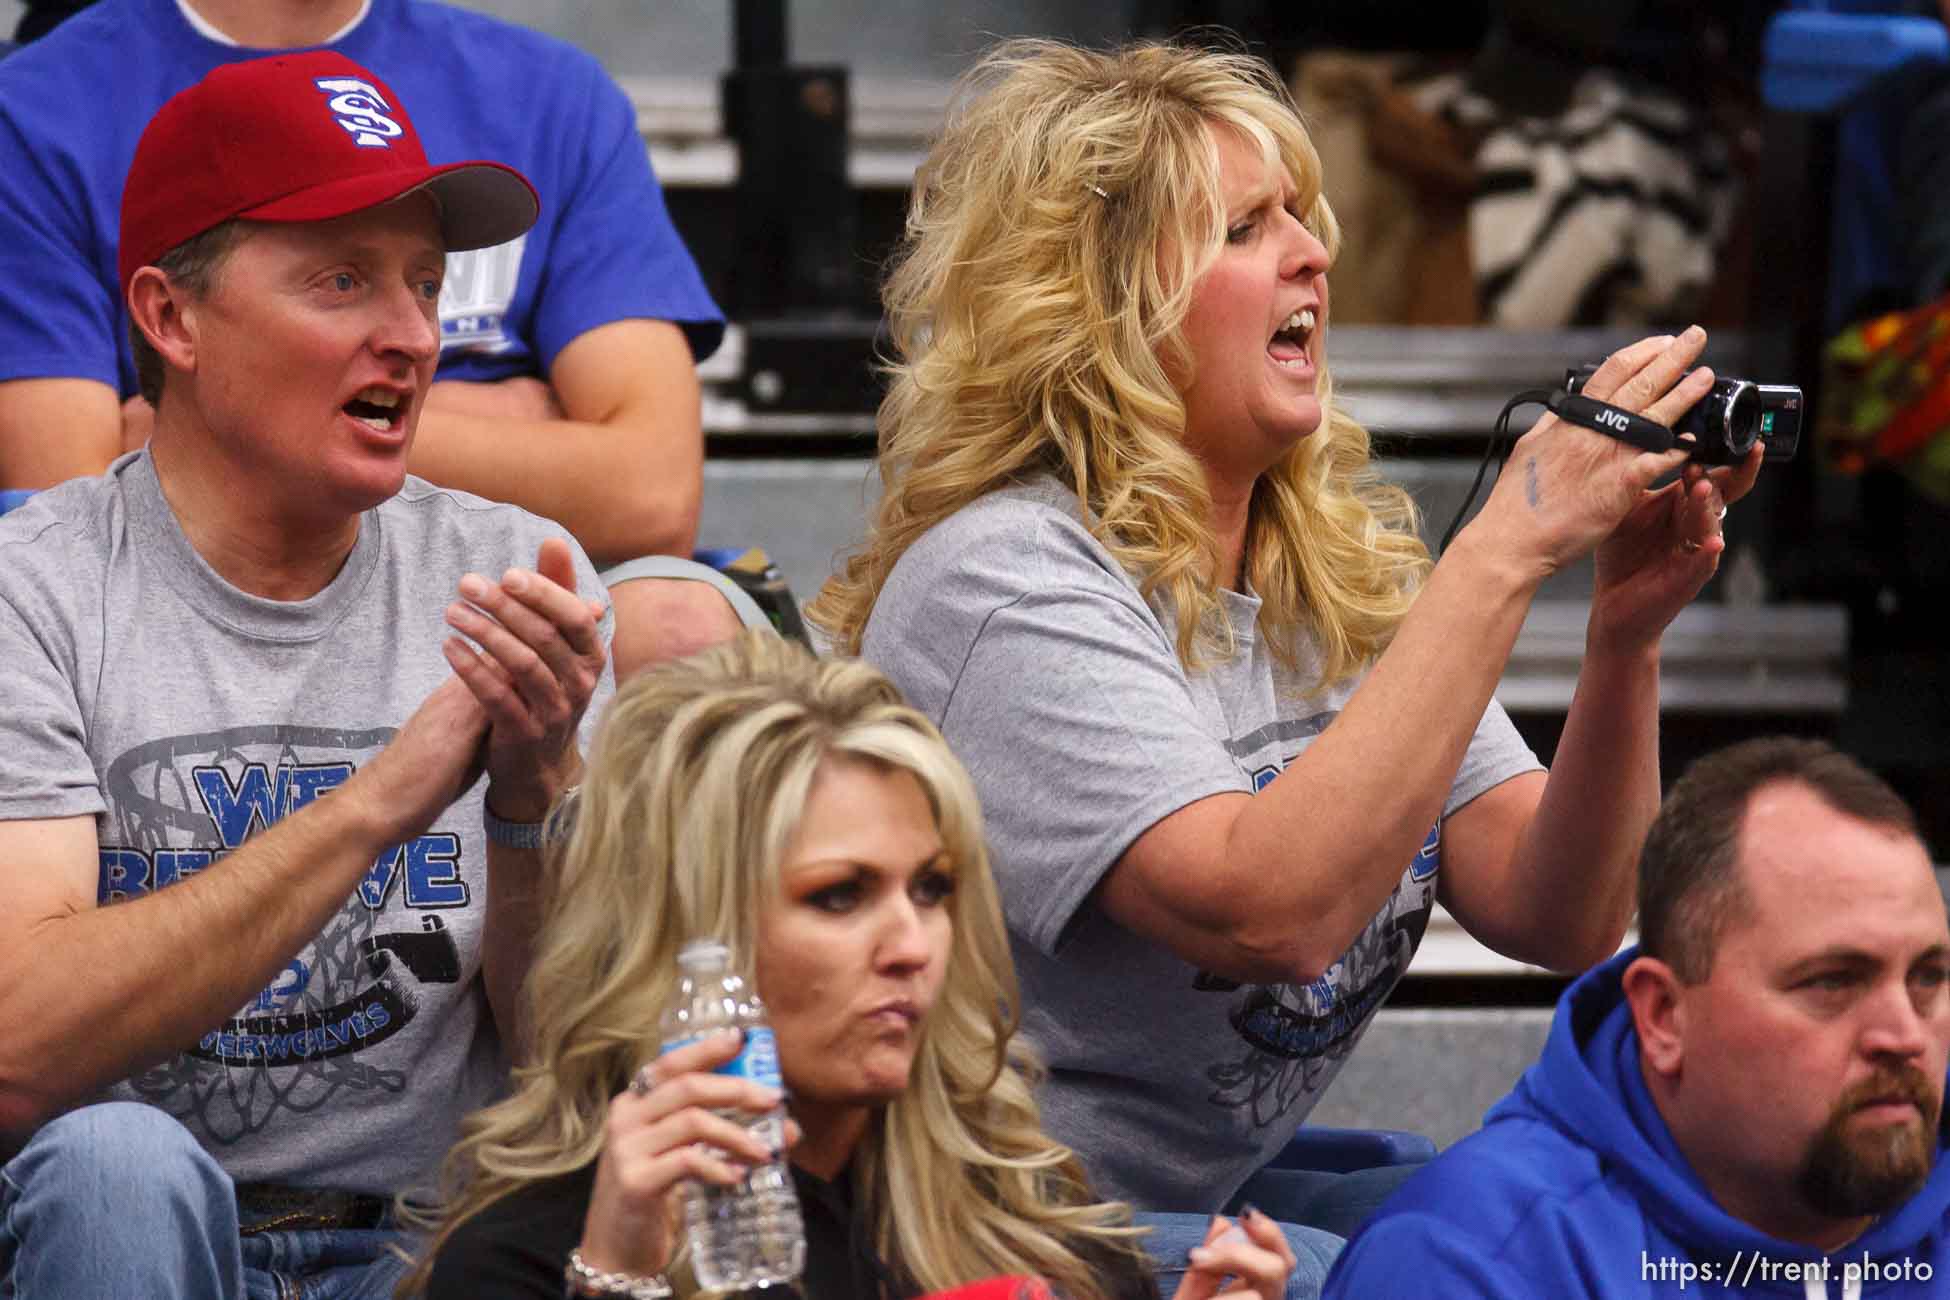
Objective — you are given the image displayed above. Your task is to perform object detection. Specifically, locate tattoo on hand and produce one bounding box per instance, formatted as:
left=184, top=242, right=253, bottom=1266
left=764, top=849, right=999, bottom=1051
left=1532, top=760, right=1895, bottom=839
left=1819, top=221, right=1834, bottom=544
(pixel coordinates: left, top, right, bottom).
left=1525, top=457, right=1541, bottom=509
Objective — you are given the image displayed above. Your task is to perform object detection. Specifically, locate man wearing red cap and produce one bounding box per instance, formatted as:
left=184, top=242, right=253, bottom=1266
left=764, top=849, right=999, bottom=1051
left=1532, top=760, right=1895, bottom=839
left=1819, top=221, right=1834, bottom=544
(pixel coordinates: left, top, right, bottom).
left=0, top=52, right=611, bottom=1298
left=0, top=0, right=751, bottom=673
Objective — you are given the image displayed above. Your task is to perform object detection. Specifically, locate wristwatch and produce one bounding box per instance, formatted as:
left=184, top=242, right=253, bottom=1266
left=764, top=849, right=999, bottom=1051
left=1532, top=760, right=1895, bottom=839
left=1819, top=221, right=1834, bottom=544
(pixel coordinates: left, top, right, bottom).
left=563, top=1247, right=672, bottom=1299
left=483, top=784, right=581, bottom=851
left=482, top=800, right=545, bottom=850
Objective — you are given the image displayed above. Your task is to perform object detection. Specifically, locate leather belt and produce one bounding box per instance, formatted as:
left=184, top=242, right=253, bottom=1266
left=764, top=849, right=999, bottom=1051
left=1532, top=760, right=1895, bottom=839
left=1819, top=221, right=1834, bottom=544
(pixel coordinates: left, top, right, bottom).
left=234, top=1182, right=392, bottom=1235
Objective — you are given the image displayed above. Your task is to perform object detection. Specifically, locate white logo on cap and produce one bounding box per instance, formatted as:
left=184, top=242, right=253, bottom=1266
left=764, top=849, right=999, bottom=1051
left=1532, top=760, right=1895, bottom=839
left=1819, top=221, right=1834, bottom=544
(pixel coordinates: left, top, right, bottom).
left=314, top=76, right=404, bottom=149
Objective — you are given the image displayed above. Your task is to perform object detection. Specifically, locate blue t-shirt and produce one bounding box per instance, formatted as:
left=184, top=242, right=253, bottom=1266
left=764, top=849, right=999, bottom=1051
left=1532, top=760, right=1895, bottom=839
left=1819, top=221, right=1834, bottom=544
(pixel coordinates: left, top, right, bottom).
left=0, top=0, right=723, bottom=399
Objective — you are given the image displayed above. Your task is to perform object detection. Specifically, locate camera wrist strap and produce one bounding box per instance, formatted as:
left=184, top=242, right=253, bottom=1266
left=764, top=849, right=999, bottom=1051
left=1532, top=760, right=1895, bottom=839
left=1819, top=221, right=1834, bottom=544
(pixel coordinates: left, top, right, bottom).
left=1546, top=390, right=1676, bottom=454
left=1440, top=386, right=1682, bottom=557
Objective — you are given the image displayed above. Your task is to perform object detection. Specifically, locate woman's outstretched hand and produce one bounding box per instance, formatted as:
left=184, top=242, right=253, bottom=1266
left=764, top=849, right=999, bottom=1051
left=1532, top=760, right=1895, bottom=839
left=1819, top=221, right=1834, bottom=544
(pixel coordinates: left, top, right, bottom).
left=1471, top=328, right=1722, bottom=582
left=1173, top=1208, right=1296, bottom=1300
left=576, top=1031, right=795, bottom=1280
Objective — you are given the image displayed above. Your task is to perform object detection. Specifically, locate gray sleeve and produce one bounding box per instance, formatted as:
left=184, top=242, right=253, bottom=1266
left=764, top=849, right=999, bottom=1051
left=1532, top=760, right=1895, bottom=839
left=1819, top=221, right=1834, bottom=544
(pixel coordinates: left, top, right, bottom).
left=598, top=554, right=774, bottom=633
left=939, top=585, right=1247, bottom=958
left=1446, top=695, right=1545, bottom=816
left=0, top=572, right=102, bottom=823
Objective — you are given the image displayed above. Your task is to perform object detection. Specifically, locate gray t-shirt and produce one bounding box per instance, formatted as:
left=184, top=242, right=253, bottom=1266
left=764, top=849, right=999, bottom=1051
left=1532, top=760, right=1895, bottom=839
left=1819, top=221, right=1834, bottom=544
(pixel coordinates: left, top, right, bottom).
left=862, top=477, right=1541, bottom=1212
left=0, top=453, right=613, bottom=1194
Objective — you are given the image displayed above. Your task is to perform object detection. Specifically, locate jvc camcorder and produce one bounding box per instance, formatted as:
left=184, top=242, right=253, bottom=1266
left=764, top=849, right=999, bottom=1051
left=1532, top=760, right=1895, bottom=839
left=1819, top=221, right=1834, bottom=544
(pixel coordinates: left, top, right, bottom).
left=1564, top=364, right=1803, bottom=465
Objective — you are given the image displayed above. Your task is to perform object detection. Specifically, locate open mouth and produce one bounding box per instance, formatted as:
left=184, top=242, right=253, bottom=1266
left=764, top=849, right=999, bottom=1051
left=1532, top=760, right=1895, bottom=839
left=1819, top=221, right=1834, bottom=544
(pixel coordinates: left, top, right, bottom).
left=1269, top=307, right=1316, bottom=367
left=343, top=386, right=406, bottom=433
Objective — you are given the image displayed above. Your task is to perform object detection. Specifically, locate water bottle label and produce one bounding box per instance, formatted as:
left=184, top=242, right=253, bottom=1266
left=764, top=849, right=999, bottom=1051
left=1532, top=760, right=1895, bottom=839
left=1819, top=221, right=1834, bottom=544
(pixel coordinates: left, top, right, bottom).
left=662, top=1027, right=784, bottom=1089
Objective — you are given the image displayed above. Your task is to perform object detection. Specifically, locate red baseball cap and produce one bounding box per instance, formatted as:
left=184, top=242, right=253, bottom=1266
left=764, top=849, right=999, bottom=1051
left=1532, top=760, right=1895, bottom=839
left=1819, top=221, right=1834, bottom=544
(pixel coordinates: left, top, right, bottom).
left=118, top=50, right=538, bottom=295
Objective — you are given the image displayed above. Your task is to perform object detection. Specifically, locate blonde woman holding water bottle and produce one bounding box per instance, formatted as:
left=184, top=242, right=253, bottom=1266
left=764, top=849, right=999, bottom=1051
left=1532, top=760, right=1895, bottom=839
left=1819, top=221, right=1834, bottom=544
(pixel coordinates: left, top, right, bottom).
left=400, top=631, right=1295, bottom=1300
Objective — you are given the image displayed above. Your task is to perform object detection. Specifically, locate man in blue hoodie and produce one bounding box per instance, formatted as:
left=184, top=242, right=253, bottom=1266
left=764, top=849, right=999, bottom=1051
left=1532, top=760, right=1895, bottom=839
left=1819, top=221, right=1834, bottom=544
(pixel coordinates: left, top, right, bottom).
left=1323, top=737, right=1950, bottom=1297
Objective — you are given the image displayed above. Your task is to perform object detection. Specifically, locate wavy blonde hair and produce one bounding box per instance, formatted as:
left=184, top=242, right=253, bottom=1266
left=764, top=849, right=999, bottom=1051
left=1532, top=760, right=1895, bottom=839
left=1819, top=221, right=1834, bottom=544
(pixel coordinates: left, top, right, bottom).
left=398, top=632, right=1153, bottom=1299
left=810, top=37, right=1430, bottom=682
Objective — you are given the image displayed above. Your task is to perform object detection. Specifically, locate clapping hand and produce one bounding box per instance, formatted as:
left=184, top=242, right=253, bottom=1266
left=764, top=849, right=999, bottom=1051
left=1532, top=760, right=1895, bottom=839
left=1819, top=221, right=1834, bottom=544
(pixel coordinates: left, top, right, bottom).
left=442, top=536, right=607, bottom=823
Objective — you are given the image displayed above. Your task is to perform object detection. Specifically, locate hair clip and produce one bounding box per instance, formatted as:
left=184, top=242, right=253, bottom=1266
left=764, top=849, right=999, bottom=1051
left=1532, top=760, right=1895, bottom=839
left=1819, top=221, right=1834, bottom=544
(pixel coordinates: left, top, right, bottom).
left=1085, top=182, right=1109, bottom=200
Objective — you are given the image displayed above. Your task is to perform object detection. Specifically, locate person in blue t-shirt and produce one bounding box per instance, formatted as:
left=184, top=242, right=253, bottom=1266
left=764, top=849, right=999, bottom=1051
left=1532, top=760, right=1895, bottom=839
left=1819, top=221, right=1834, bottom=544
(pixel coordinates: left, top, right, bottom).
left=1323, top=737, right=1950, bottom=1298
left=0, top=0, right=753, bottom=672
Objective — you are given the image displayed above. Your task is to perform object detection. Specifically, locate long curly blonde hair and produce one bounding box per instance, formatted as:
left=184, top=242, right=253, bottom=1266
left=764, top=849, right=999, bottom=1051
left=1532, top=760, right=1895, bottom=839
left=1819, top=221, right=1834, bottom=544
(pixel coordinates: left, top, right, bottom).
left=397, top=632, right=1153, bottom=1299
left=809, top=38, right=1429, bottom=682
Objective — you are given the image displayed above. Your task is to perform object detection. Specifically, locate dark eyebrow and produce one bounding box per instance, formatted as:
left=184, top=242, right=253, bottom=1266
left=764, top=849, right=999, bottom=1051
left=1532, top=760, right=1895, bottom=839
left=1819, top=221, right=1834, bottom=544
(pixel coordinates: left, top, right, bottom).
left=1781, top=943, right=1950, bottom=982
left=1780, top=948, right=1878, bottom=981
left=321, top=240, right=445, bottom=269
left=866, top=849, right=952, bottom=876
left=400, top=243, right=445, bottom=274
left=788, top=847, right=949, bottom=878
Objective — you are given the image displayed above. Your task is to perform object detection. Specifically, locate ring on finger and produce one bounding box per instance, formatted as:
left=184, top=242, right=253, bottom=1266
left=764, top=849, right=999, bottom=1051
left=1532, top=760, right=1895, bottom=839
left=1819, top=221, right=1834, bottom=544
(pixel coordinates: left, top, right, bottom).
left=629, top=1064, right=656, bottom=1097
left=1678, top=538, right=1702, bottom=554
left=1715, top=505, right=1727, bottom=522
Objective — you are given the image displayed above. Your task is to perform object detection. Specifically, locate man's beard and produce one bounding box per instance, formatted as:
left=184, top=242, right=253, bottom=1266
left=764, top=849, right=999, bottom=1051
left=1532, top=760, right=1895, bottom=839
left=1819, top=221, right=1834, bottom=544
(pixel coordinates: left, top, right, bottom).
left=1797, top=1067, right=1943, bottom=1219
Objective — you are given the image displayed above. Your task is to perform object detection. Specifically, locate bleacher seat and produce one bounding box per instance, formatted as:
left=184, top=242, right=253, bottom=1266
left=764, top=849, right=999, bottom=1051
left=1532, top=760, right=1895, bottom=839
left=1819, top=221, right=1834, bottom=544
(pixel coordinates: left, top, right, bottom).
left=1263, top=1125, right=1438, bottom=1177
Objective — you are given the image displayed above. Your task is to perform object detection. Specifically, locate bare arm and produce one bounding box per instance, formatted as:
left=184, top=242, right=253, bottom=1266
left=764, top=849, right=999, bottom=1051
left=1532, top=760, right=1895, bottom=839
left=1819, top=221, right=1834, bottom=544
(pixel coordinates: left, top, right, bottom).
left=1096, top=331, right=1720, bottom=985
left=1097, top=529, right=1539, bottom=984
left=1442, top=441, right=1765, bottom=971
left=410, top=320, right=703, bottom=567
left=0, top=679, right=488, bottom=1138
left=0, top=378, right=123, bottom=489
left=1439, top=654, right=1656, bottom=972
left=479, top=837, right=549, bottom=1062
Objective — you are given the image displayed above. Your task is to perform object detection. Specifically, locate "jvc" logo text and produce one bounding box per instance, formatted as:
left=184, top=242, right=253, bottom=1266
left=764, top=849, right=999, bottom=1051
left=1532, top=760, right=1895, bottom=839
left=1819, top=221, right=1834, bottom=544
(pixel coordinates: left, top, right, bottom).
left=1596, top=408, right=1630, bottom=433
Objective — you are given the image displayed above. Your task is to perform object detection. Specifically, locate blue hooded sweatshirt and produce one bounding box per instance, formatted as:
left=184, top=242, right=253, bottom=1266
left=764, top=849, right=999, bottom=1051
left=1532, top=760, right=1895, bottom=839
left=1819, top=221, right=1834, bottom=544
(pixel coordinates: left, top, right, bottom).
left=1321, top=950, right=1950, bottom=1298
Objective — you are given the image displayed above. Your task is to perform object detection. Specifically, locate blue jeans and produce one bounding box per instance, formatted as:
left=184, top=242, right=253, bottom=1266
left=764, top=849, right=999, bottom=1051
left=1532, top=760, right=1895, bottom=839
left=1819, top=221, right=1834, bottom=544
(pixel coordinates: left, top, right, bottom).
left=0, top=1103, right=409, bottom=1300
left=1225, top=1162, right=1426, bottom=1244
left=1132, top=1210, right=1341, bottom=1300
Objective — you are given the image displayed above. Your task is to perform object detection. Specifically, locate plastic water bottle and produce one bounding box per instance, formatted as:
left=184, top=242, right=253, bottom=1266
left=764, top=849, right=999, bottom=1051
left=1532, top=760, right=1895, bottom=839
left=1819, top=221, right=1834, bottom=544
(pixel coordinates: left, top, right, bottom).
left=658, top=939, right=805, bottom=1290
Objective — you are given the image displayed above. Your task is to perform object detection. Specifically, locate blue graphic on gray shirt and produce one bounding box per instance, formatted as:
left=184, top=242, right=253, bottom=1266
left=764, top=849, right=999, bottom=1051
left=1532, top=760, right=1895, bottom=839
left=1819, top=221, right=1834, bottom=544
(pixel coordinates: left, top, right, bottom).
left=96, top=728, right=467, bottom=1127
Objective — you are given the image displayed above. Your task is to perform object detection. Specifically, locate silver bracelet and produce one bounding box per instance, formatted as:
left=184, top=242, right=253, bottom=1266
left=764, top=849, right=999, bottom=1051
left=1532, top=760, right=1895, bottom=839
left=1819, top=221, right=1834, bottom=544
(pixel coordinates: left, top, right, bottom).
left=563, top=1247, right=672, bottom=1299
